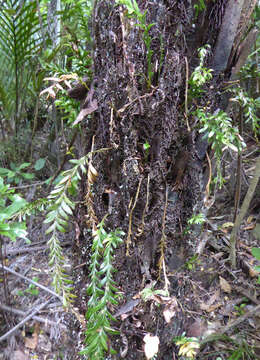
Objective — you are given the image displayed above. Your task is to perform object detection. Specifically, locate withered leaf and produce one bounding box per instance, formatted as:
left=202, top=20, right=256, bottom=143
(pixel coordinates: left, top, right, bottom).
left=143, top=334, right=159, bottom=359
left=219, top=276, right=231, bottom=293
left=200, top=290, right=221, bottom=312
left=73, top=99, right=98, bottom=125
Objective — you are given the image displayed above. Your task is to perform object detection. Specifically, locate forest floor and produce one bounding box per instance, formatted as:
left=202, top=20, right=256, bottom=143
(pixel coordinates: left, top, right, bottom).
left=0, top=149, right=260, bottom=360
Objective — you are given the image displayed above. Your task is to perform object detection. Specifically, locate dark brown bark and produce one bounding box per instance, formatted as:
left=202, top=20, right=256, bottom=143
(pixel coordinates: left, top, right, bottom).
left=78, top=1, right=256, bottom=358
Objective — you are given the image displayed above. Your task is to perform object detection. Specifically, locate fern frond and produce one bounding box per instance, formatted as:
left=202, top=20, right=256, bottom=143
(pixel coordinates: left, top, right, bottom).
left=0, top=0, right=46, bottom=129
left=44, top=146, right=110, bottom=306
left=80, top=218, right=124, bottom=359
left=44, top=156, right=88, bottom=306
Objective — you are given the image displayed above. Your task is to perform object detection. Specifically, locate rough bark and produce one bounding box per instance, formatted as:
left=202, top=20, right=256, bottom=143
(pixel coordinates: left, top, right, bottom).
left=76, top=0, right=257, bottom=358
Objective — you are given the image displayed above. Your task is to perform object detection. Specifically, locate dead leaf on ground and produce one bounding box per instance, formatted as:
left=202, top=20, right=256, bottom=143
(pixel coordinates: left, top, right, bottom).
left=24, top=322, right=39, bottom=350
left=24, top=332, right=38, bottom=350
left=220, top=222, right=234, bottom=233
left=132, top=315, right=142, bottom=328
left=249, top=266, right=260, bottom=278
left=200, top=290, right=221, bottom=312
left=187, top=319, right=208, bottom=338
left=120, top=332, right=129, bottom=358
left=163, top=297, right=178, bottom=323
left=143, top=333, right=159, bottom=359
left=243, top=223, right=256, bottom=230
left=219, top=276, right=231, bottom=293
left=151, top=294, right=171, bottom=304
left=114, top=298, right=140, bottom=318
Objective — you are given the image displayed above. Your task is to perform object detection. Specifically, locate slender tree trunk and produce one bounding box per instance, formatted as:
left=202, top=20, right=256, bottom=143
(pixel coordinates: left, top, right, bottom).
left=230, top=156, right=260, bottom=268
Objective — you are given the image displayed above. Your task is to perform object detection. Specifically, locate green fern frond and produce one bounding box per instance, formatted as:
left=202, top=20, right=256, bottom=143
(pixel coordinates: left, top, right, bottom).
left=44, top=154, right=89, bottom=307
left=44, top=148, right=109, bottom=306
left=80, top=217, right=124, bottom=359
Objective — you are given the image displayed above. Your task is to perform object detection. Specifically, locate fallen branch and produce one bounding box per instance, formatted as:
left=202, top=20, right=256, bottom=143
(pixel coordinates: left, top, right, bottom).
left=1, top=265, right=62, bottom=302
left=1, top=240, right=71, bottom=258
left=0, top=303, right=67, bottom=330
left=1, top=245, right=47, bottom=257
left=233, top=285, right=260, bottom=305
left=201, top=303, right=260, bottom=346
left=0, top=298, right=52, bottom=342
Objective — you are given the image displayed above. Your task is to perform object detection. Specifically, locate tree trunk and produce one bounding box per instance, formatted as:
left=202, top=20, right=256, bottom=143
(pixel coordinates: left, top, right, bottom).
left=78, top=0, right=256, bottom=358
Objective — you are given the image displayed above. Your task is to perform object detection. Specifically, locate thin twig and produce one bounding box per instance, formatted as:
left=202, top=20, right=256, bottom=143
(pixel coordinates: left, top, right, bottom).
left=158, top=186, right=169, bottom=277
left=9, top=181, right=46, bottom=190
left=1, top=265, right=62, bottom=302
left=1, top=245, right=46, bottom=258
left=0, top=298, right=52, bottom=342
left=0, top=237, right=9, bottom=304
left=201, top=303, right=260, bottom=346
left=117, top=88, right=157, bottom=115
left=205, top=151, right=212, bottom=202
left=126, top=177, right=143, bottom=256
left=233, top=109, right=243, bottom=222
left=184, top=57, right=191, bottom=132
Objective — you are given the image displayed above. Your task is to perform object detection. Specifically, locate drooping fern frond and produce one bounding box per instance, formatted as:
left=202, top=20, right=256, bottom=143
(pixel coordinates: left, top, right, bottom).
left=44, top=147, right=110, bottom=307
left=44, top=154, right=88, bottom=307
left=80, top=217, right=124, bottom=359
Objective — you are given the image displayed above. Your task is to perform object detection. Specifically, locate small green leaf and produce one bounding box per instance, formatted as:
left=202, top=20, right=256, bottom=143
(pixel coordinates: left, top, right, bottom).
left=143, top=141, right=150, bottom=150
left=56, top=222, right=66, bottom=232
left=17, top=162, right=31, bottom=170
left=0, top=168, right=11, bottom=176
left=22, top=173, right=35, bottom=180
left=5, top=195, right=27, bottom=217
left=57, top=174, right=71, bottom=185
left=69, top=159, right=80, bottom=164
left=252, top=248, right=260, bottom=260
left=34, top=158, right=46, bottom=171
left=61, top=201, right=73, bottom=215
left=45, top=222, right=57, bottom=234
left=57, top=206, right=69, bottom=220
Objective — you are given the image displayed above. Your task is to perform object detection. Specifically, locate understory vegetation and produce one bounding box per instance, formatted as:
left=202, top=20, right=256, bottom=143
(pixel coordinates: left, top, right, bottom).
left=0, top=1, right=259, bottom=359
